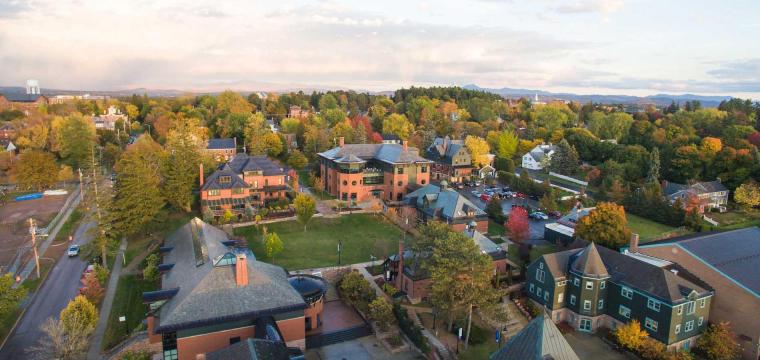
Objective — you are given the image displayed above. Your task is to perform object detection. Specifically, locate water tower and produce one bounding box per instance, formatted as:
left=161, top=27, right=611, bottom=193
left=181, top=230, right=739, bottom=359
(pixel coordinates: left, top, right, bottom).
left=26, top=79, right=40, bottom=95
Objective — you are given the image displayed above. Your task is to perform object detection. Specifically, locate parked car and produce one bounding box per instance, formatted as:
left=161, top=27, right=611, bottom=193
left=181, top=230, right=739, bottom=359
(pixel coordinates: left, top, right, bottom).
left=67, top=245, right=80, bottom=257
left=502, top=186, right=512, bottom=192
left=529, top=194, right=540, bottom=201
left=454, top=182, right=465, bottom=190
left=515, top=192, right=527, bottom=198
left=480, top=194, right=492, bottom=202
left=500, top=190, right=515, bottom=198
left=471, top=190, right=482, bottom=197
left=474, top=180, right=482, bottom=186
left=530, top=212, right=549, bottom=220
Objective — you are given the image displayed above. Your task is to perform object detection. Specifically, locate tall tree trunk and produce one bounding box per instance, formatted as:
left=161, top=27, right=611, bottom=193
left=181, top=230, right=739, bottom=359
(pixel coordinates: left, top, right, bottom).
left=465, top=303, right=473, bottom=350
left=447, top=311, right=454, bottom=332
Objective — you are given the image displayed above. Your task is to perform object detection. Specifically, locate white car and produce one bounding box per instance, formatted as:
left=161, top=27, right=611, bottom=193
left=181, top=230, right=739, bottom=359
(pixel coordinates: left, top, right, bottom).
left=67, top=245, right=80, bottom=257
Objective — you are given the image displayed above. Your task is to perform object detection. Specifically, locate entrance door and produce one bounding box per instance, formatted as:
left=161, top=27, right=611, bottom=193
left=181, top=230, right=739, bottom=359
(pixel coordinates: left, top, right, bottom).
left=579, top=318, right=592, bottom=332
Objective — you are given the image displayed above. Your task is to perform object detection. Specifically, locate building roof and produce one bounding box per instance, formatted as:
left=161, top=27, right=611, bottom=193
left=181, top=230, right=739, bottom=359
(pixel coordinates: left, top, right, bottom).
left=0, top=123, right=14, bottom=131
left=206, top=338, right=296, bottom=360
left=201, top=164, right=248, bottom=191
left=640, top=227, right=760, bottom=297
left=525, top=144, right=555, bottom=162
left=405, top=184, right=485, bottom=220
left=540, top=242, right=712, bottom=303
left=556, top=207, right=594, bottom=229
left=318, top=143, right=431, bottom=164
left=490, top=314, right=579, bottom=360
left=154, top=218, right=306, bottom=332
left=0, top=93, right=46, bottom=102
left=381, top=133, right=401, bottom=141
left=663, top=180, right=728, bottom=197
left=570, top=243, right=609, bottom=278
left=427, top=137, right=469, bottom=165
left=207, top=138, right=236, bottom=150
left=229, top=154, right=289, bottom=176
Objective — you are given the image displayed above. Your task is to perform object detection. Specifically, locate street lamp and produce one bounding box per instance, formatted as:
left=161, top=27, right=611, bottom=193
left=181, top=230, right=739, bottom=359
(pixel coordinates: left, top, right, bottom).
left=337, top=240, right=343, bottom=265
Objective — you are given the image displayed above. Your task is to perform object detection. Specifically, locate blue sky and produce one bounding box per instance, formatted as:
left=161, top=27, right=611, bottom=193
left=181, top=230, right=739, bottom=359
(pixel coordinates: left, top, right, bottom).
left=0, top=0, right=758, bottom=97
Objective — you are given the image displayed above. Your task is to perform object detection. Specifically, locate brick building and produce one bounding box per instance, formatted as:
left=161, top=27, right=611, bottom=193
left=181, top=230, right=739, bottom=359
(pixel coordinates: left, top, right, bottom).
left=205, top=138, right=237, bottom=162
left=317, top=138, right=431, bottom=203
left=403, top=182, right=488, bottom=233
left=0, top=93, right=48, bottom=114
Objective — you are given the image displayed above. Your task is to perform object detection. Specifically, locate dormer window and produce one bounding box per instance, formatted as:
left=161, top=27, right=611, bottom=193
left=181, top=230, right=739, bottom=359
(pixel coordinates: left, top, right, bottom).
left=220, top=176, right=231, bottom=184
left=212, top=252, right=237, bottom=267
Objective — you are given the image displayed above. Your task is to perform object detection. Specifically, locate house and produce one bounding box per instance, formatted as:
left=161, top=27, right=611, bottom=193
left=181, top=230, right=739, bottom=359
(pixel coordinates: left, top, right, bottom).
left=266, top=119, right=279, bottom=133
left=0, top=139, right=16, bottom=153
left=525, top=240, right=714, bottom=351
left=637, top=228, right=760, bottom=360
left=478, top=164, right=496, bottom=179
left=144, top=218, right=325, bottom=360
left=200, top=154, right=293, bottom=219
left=317, top=137, right=431, bottom=203
left=380, top=133, right=401, bottom=145
left=662, top=180, right=728, bottom=212
left=206, top=138, right=237, bottom=161
left=544, top=207, right=594, bottom=247
left=387, top=226, right=512, bottom=303
left=288, top=105, right=310, bottom=119
left=521, top=144, right=555, bottom=170
left=425, top=136, right=473, bottom=182
left=403, top=182, right=488, bottom=233
left=92, top=105, right=127, bottom=131
left=0, top=93, right=48, bottom=114
left=0, top=123, right=15, bottom=140
left=490, top=314, right=579, bottom=360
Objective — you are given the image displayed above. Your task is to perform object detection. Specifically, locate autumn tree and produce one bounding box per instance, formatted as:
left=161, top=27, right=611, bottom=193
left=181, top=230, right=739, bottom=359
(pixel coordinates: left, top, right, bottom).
left=163, top=115, right=204, bottom=212
left=293, top=193, right=316, bottom=231
left=575, top=202, right=632, bottom=249
left=696, top=322, right=741, bottom=360
left=15, top=150, right=59, bottom=190
left=60, top=295, right=98, bottom=336
left=382, top=113, right=414, bottom=140
left=487, top=129, right=519, bottom=160
left=143, top=254, right=160, bottom=282
left=0, top=274, right=26, bottom=319
left=587, top=111, right=634, bottom=141
left=613, top=319, right=649, bottom=351
left=265, top=232, right=284, bottom=264
left=34, top=318, right=91, bottom=360
left=464, top=135, right=490, bottom=167
left=734, top=180, right=760, bottom=208
left=216, top=90, right=253, bottom=114
left=80, top=272, right=104, bottom=304
left=243, top=112, right=271, bottom=155
left=287, top=150, right=308, bottom=170
left=368, top=297, right=395, bottom=331
left=507, top=206, right=529, bottom=242
left=58, top=114, right=97, bottom=169
left=549, top=139, right=580, bottom=175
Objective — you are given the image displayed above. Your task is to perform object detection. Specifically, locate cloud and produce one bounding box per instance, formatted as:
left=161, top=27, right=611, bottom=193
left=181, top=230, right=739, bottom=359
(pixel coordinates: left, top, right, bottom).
left=552, top=0, right=625, bottom=14
left=0, top=0, right=31, bottom=18
left=706, top=59, right=760, bottom=81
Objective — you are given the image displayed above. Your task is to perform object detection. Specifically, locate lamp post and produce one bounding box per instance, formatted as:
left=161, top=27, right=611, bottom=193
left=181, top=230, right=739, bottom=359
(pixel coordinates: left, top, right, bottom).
left=456, top=327, right=462, bottom=354
left=337, top=240, right=343, bottom=265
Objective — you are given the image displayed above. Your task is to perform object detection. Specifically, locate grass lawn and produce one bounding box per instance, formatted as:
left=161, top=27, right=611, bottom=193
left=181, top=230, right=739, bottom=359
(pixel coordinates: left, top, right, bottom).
left=124, top=212, right=194, bottom=265
left=487, top=220, right=506, bottom=238
left=507, top=244, right=557, bottom=266
left=102, top=275, right=157, bottom=350
left=710, top=208, right=760, bottom=229
left=459, top=341, right=499, bottom=360
left=235, top=214, right=405, bottom=270
left=626, top=214, right=685, bottom=243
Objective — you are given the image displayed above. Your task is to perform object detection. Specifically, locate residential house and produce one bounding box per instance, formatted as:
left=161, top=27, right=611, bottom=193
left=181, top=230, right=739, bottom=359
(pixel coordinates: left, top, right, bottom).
left=521, top=144, right=555, bottom=170
left=403, top=182, right=488, bottom=233
left=425, top=136, right=473, bottom=182
left=0, top=123, right=15, bottom=140
left=288, top=105, right=310, bottom=119
left=317, top=138, right=431, bottom=203
left=200, top=154, right=292, bottom=219
left=489, top=313, right=579, bottom=360
left=92, top=105, right=127, bottom=131
left=637, top=228, right=760, bottom=360
left=662, top=180, right=729, bottom=212
left=544, top=207, right=594, bottom=247
left=525, top=241, right=714, bottom=351
left=0, top=139, right=16, bottom=153
left=0, top=93, right=48, bottom=114
left=145, top=218, right=323, bottom=360
left=206, top=138, right=237, bottom=161
left=380, top=133, right=402, bottom=145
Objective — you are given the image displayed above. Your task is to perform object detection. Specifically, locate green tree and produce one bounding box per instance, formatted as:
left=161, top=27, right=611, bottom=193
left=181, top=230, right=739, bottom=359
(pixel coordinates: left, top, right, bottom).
left=287, top=150, right=308, bottom=170
left=587, top=111, right=633, bottom=141
left=549, top=139, right=580, bottom=175
left=696, top=322, right=741, bottom=360
left=338, top=271, right=375, bottom=312
left=0, top=274, right=26, bottom=319
left=293, top=193, right=316, bottom=231
left=533, top=106, right=568, bottom=133
left=15, top=150, right=59, bottom=190
left=487, top=130, right=519, bottom=160
left=163, top=116, right=203, bottom=212
left=265, top=232, right=284, bottom=264
left=539, top=192, right=558, bottom=212
left=243, top=112, right=270, bottom=155
left=368, top=297, right=395, bottom=331
left=734, top=180, right=760, bottom=208
left=58, top=114, right=97, bottom=169
left=575, top=202, right=632, bottom=249
left=60, top=295, right=98, bottom=336
left=318, top=94, right=339, bottom=111
left=485, top=196, right=504, bottom=222
left=216, top=90, right=253, bottom=114
left=143, top=254, right=160, bottom=282
left=647, top=147, right=661, bottom=183
left=382, top=114, right=414, bottom=140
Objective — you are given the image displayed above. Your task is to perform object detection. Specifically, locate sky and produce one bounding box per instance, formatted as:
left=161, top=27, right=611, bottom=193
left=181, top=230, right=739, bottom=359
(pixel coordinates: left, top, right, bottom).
left=1, top=0, right=759, bottom=97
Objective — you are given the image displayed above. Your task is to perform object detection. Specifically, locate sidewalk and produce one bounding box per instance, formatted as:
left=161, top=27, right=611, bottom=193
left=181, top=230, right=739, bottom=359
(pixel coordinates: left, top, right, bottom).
left=87, top=236, right=127, bottom=360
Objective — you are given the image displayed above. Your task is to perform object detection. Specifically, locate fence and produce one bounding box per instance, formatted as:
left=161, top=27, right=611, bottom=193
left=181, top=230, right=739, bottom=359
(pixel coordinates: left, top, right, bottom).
left=548, top=171, right=588, bottom=186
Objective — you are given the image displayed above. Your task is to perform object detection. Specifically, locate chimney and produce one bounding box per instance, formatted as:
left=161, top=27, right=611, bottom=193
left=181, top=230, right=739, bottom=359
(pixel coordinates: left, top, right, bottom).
left=629, top=233, right=640, bottom=253
left=235, top=253, right=249, bottom=287
left=395, top=240, right=404, bottom=289
left=339, top=136, right=345, bottom=147
left=402, top=140, right=408, bottom=152
left=233, top=137, right=237, bottom=152
left=199, top=163, right=204, bottom=187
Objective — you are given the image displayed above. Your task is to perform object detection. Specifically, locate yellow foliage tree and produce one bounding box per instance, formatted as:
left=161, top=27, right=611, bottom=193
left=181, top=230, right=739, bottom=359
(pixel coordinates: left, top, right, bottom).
left=575, top=202, right=632, bottom=249
left=614, top=319, right=649, bottom=351
left=464, top=135, right=490, bottom=167
left=60, top=295, right=98, bottom=336
left=734, top=180, right=760, bottom=208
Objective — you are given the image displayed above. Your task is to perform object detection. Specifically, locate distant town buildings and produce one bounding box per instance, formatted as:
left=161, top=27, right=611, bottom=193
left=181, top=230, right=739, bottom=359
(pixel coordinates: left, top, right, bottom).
left=522, top=144, right=555, bottom=170
left=92, top=105, right=127, bottom=131
left=288, top=105, right=310, bottom=119
left=662, top=180, right=729, bottom=213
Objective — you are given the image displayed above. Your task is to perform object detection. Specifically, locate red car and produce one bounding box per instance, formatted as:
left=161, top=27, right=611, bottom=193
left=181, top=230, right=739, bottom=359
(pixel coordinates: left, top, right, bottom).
left=515, top=192, right=527, bottom=198
left=480, top=193, right=492, bottom=202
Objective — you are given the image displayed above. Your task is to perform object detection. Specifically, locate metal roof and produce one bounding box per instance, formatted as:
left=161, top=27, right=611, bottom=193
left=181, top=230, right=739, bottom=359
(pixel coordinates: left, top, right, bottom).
left=490, top=314, right=579, bottom=360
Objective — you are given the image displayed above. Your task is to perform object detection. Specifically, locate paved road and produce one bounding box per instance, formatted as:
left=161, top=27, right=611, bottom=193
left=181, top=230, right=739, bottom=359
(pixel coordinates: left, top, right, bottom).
left=0, top=220, right=96, bottom=360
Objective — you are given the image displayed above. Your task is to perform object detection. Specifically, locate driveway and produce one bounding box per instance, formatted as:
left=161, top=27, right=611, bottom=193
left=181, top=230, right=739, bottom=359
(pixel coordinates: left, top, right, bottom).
left=563, top=331, right=633, bottom=360
left=0, top=220, right=96, bottom=360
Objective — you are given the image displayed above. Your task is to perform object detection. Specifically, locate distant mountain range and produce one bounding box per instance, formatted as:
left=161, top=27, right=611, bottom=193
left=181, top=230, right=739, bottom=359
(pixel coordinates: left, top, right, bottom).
left=462, top=84, right=732, bottom=108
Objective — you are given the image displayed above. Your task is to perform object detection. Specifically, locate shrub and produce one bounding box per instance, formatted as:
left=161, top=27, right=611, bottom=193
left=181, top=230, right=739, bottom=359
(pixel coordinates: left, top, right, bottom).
left=696, top=322, right=741, bottom=360
left=466, top=323, right=488, bottom=346
left=93, top=264, right=110, bottom=285
left=613, top=320, right=649, bottom=351
left=386, top=335, right=403, bottom=347
left=393, top=303, right=430, bottom=353
left=368, top=297, right=395, bottom=331
left=121, top=349, right=153, bottom=360
left=639, top=338, right=666, bottom=360
left=142, top=254, right=160, bottom=282
left=338, top=271, right=376, bottom=313
left=381, top=283, right=399, bottom=297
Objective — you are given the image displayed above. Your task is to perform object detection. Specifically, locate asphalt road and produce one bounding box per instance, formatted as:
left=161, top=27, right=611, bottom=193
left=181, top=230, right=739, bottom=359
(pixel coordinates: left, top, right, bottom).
left=0, top=220, right=96, bottom=360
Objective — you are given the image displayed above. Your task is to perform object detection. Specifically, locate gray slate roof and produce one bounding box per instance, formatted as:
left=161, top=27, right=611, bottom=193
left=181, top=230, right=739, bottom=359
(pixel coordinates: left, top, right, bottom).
left=201, top=164, right=248, bottom=191
left=570, top=243, right=609, bottom=278
left=206, top=338, right=293, bottom=360
left=427, top=137, right=468, bottom=165
left=0, top=93, right=45, bottom=102
left=405, top=184, right=485, bottom=220
left=155, top=218, right=306, bottom=332
left=526, top=144, right=555, bottom=162
left=207, top=138, right=236, bottom=150
left=663, top=180, right=728, bottom=197
left=490, top=314, right=579, bottom=360
left=318, top=143, right=431, bottom=164
left=202, top=154, right=288, bottom=191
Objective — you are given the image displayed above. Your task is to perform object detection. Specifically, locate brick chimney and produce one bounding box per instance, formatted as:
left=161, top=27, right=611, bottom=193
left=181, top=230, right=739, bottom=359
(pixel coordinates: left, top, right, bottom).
left=629, top=233, right=640, bottom=253
left=402, top=140, right=408, bottom=152
left=395, top=240, right=404, bottom=289
left=339, top=136, right=345, bottom=147
left=235, top=253, right=249, bottom=287
left=199, top=163, right=204, bottom=187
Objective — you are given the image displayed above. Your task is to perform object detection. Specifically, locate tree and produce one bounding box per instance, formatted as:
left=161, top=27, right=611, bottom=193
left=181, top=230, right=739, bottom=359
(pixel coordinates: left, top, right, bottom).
left=15, top=150, right=59, bottom=190
left=263, top=132, right=283, bottom=157
left=647, top=147, right=661, bottom=183
left=485, top=196, right=505, bottom=222
left=57, top=114, right=97, bottom=169
left=60, top=295, right=98, bottom=336
left=587, top=111, right=633, bottom=141
left=163, top=115, right=203, bottom=212
left=613, top=319, right=649, bottom=351
left=216, top=90, right=253, bottom=114
left=639, top=337, right=666, bottom=360
left=464, top=135, right=490, bottom=167
left=506, top=207, right=529, bottom=243
left=696, top=322, right=741, bottom=360
left=575, top=202, right=632, bottom=249
left=287, top=150, right=308, bottom=170
left=533, top=106, right=569, bottom=133
left=487, top=130, right=519, bottom=160
left=539, top=192, right=558, bottom=212
left=293, top=193, right=316, bottom=231
left=734, top=180, right=760, bottom=207
left=265, top=232, right=284, bottom=264
left=80, top=272, right=104, bottom=304
left=549, top=139, right=580, bottom=175
left=368, top=297, right=395, bottom=332
left=143, top=254, right=160, bottom=282
left=338, top=271, right=375, bottom=311
left=0, top=274, right=26, bottom=319
left=243, top=113, right=270, bottom=155
left=33, top=318, right=91, bottom=360
left=382, top=114, right=414, bottom=140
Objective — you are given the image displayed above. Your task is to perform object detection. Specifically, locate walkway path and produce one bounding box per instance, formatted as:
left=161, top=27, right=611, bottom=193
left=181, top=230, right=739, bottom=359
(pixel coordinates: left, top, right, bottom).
left=87, top=236, right=127, bottom=360
left=122, top=241, right=158, bottom=275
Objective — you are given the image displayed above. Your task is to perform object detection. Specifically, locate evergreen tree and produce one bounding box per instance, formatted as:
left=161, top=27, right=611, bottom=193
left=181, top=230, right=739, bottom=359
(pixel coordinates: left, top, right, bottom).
left=163, top=116, right=204, bottom=212
left=549, top=139, right=580, bottom=175
left=647, top=147, right=661, bottom=183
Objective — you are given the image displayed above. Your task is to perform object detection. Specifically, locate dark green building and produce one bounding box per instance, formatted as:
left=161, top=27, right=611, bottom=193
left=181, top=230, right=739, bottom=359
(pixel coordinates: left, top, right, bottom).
left=525, top=242, right=713, bottom=352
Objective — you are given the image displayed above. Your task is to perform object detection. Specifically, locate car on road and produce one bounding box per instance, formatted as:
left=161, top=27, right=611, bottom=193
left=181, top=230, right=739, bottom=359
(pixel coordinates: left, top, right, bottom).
left=514, top=192, right=527, bottom=198
left=529, top=211, right=549, bottom=220
left=480, top=193, right=493, bottom=202
left=67, top=245, right=80, bottom=257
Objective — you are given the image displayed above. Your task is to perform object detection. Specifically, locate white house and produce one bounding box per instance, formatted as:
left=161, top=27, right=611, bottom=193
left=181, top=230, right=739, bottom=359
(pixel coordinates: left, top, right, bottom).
left=521, top=144, right=555, bottom=170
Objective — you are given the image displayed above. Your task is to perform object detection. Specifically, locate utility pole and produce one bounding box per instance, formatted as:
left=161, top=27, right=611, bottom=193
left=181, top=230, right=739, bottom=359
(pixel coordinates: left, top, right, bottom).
left=29, top=218, right=40, bottom=279
left=78, top=167, right=86, bottom=201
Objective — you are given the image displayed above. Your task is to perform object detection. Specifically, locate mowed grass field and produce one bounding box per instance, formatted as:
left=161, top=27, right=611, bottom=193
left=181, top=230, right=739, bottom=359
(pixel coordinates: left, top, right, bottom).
left=626, top=214, right=685, bottom=242
left=235, top=214, right=405, bottom=270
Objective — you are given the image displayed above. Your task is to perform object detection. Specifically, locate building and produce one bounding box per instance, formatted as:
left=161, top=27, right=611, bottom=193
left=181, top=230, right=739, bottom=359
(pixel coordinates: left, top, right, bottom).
left=521, top=144, right=555, bottom=170
left=0, top=123, right=15, bottom=140
left=380, top=133, right=401, bottom=145
left=0, top=93, right=49, bottom=114
left=490, top=314, right=579, bottom=360
left=145, top=218, right=324, bottom=360
left=288, top=105, right=310, bottom=119
left=403, top=182, right=488, bottom=233
left=200, top=154, right=292, bottom=218
left=317, top=138, right=431, bottom=203
left=425, top=136, right=473, bottom=182
left=92, top=105, right=127, bottom=131
left=0, top=139, right=16, bottom=153
left=662, top=180, right=729, bottom=212
left=637, top=228, right=760, bottom=360
left=525, top=241, right=713, bottom=351
left=206, top=138, right=237, bottom=161
left=205, top=338, right=303, bottom=360
left=544, top=207, right=594, bottom=246
left=266, top=119, right=279, bottom=133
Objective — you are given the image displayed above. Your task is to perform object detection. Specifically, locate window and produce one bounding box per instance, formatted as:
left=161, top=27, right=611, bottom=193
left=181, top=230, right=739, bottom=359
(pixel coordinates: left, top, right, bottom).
left=698, top=317, right=703, bottom=326
left=397, top=181, right=403, bottom=186
left=583, top=300, right=591, bottom=310
left=421, top=180, right=426, bottom=184
left=558, top=292, right=563, bottom=303
left=685, top=301, right=696, bottom=315
left=619, top=305, right=631, bottom=318
left=600, top=281, right=606, bottom=289
left=621, top=287, right=633, bottom=299
left=530, top=283, right=534, bottom=293
left=537, top=288, right=542, bottom=297
left=573, top=278, right=580, bottom=287
left=570, top=295, right=576, bottom=305
left=645, top=318, right=658, bottom=332
left=208, top=189, right=220, bottom=196
left=536, top=269, right=545, bottom=283
left=219, top=176, right=231, bottom=183
left=685, top=320, right=694, bottom=332
left=585, top=281, right=594, bottom=290
left=351, top=180, right=357, bottom=186
left=229, top=337, right=241, bottom=344
left=232, top=188, right=244, bottom=195
left=544, top=292, right=549, bottom=301
left=342, top=180, right=348, bottom=186
left=598, top=299, right=604, bottom=310
left=647, top=298, right=661, bottom=312
left=539, top=262, right=544, bottom=269
left=254, top=180, right=258, bottom=188
left=421, top=166, right=427, bottom=173
left=677, top=305, right=683, bottom=315
left=675, top=324, right=681, bottom=334
left=558, top=280, right=567, bottom=286
left=397, top=167, right=404, bottom=175
left=699, top=298, right=706, bottom=308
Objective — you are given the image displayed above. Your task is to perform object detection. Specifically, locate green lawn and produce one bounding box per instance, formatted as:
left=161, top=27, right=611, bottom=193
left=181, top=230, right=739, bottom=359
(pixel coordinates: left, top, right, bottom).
left=460, top=341, right=499, bottom=360
left=709, top=208, right=760, bottom=230
left=626, top=214, right=683, bottom=243
left=124, top=212, right=194, bottom=265
left=102, top=275, right=157, bottom=350
left=507, top=244, right=557, bottom=266
left=487, top=220, right=506, bottom=238
left=235, top=214, right=405, bottom=270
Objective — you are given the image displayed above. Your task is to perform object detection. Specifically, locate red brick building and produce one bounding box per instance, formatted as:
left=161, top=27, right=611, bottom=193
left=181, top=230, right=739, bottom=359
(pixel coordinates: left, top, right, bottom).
left=205, top=138, right=237, bottom=162
left=318, top=138, right=432, bottom=203
left=0, top=94, right=48, bottom=114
